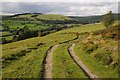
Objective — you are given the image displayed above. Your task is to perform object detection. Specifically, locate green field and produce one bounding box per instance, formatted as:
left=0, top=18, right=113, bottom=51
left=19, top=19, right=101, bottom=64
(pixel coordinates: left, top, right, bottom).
left=58, top=23, right=105, bottom=33
left=1, top=14, right=76, bottom=44
left=36, top=14, right=71, bottom=20
left=13, top=14, right=71, bottom=20
left=2, top=20, right=50, bottom=30
left=1, top=13, right=119, bottom=78
left=1, top=32, right=12, bottom=36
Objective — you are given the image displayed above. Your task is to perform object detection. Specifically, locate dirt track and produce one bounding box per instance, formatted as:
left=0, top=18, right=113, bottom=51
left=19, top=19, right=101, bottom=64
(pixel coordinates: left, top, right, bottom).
left=68, top=43, right=99, bottom=80
left=44, top=44, right=59, bottom=78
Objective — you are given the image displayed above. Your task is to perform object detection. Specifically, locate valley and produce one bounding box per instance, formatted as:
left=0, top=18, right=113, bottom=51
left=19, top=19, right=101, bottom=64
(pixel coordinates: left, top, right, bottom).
left=0, top=13, right=119, bottom=79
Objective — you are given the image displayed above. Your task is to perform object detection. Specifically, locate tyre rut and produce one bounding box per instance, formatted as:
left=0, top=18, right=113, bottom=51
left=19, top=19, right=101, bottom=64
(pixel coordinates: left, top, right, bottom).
left=68, top=43, right=99, bottom=80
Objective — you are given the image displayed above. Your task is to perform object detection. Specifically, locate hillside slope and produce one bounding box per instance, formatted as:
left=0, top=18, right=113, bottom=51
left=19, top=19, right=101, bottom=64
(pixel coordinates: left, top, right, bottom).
left=10, top=13, right=71, bottom=21
left=2, top=23, right=105, bottom=78
left=74, top=24, right=119, bottom=78
left=1, top=17, right=119, bottom=78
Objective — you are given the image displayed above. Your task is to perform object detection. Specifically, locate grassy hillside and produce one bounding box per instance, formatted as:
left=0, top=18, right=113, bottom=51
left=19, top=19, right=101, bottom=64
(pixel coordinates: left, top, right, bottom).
left=1, top=13, right=74, bottom=44
left=12, top=13, right=71, bottom=21
left=13, top=14, right=34, bottom=20
left=1, top=13, right=119, bottom=78
left=58, top=23, right=105, bottom=33
left=2, top=23, right=110, bottom=78
left=74, top=35, right=118, bottom=78
left=36, top=14, right=71, bottom=20
left=2, top=33, right=77, bottom=78
left=93, top=23, right=119, bottom=40
left=73, top=24, right=119, bottom=78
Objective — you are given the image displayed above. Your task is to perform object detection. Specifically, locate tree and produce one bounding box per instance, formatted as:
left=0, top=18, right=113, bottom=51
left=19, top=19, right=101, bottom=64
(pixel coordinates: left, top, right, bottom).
left=103, top=11, right=115, bottom=28
left=2, top=38, right=7, bottom=44
left=3, top=25, right=10, bottom=31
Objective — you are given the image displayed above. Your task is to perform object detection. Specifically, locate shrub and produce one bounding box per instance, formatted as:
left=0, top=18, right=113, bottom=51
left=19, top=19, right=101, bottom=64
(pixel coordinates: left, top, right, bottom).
left=85, top=45, right=94, bottom=54
left=36, top=43, right=45, bottom=46
left=1, top=38, right=7, bottom=44
left=111, top=61, right=118, bottom=68
left=4, top=49, right=30, bottom=61
left=94, top=49, right=112, bottom=65
left=84, top=41, right=98, bottom=54
left=31, top=14, right=38, bottom=17
left=101, top=56, right=113, bottom=65
left=94, top=52, right=103, bottom=62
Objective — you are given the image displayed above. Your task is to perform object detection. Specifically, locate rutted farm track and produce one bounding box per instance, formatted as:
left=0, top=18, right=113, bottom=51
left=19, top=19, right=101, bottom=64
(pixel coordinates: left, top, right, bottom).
left=2, top=32, right=98, bottom=79
left=2, top=33, right=80, bottom=78
left=42, top=44, right=99, bottom=79
left=41, top=33, right=79, bottom=78
left=2, top=21, right=118, bottom=78
left=68, top=43, right=99, bottom=80
left=41, top=33, right=98, bottom=79
left=44, top=44, right=59, bottom=78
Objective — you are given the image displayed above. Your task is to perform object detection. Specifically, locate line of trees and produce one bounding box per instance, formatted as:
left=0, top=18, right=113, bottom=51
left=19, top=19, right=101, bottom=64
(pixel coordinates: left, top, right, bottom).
left=1, top=24, right=73, bottom=44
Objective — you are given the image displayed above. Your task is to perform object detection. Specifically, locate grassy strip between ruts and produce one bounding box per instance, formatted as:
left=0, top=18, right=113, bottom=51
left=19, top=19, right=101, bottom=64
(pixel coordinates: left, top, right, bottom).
left=52, top=43, right=88, bottom=78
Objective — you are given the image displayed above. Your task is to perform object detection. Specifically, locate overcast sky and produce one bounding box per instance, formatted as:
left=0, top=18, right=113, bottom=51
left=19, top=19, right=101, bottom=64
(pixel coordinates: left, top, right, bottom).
left=1, top=0, right=119, bottom=16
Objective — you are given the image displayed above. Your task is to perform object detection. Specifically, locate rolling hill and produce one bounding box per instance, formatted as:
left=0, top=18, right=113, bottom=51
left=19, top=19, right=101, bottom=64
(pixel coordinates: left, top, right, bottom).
left=3, top=13, right=71, bottom=21
left=1, top=13, right=119, bottom=78
left=1, top=22, right=119, bottom=78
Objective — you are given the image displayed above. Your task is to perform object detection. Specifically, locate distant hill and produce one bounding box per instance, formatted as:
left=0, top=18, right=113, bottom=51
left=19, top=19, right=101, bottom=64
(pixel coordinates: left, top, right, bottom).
left=2, top=13, right=120, bottom=24
left=36, top=14, right=71, bottom=20
left=69, top=13, right=120, bottom=24
left=9, top=13, right=71, bottom=21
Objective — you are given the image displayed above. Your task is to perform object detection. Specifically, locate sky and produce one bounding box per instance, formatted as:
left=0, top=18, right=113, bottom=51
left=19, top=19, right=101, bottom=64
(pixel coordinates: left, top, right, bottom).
left=1, top=0, right=119, bottom=16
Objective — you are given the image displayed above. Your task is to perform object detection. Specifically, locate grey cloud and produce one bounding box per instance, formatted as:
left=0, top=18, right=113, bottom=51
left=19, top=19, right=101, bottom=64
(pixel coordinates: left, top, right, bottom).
left=2, top=2, right=118, bottom=16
